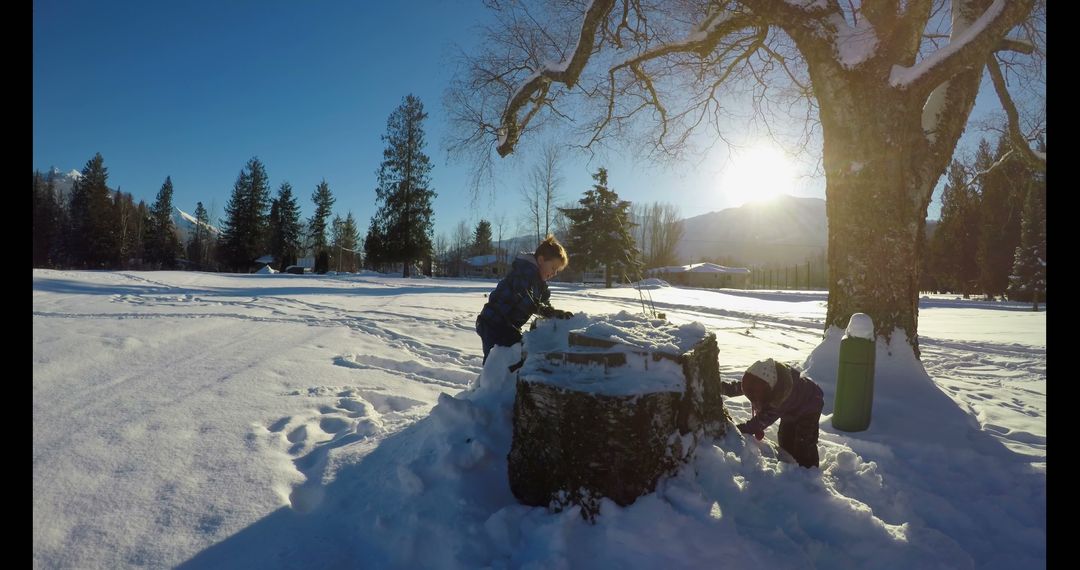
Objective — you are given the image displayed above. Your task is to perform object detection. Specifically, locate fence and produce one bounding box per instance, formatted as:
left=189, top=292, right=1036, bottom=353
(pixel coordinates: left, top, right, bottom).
left=747, top=258, right=829, bottom=290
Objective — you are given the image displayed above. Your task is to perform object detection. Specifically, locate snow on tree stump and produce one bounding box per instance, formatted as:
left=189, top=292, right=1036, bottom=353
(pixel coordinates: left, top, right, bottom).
left=509, top=312, right=731, bottom=519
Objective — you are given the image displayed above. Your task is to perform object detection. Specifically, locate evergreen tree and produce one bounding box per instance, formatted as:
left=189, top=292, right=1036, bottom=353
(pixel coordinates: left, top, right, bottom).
left=33, top=170, right=61, bottom=267
left=368, top=94, right=436, bottom=277
left=930, top=160, right=981, bottom=295
left=146, top=176, right=182, bottom=269
left=269, top=182, right=303, bottom=270
left=47, top=169, right=73, bottom=266
left=114, top=188, right=141, bottom=268
left=68, top=153, right=120, bottom=268
left=364, top=217, right=386, bottom=269
left=559, top=167, right=641, bottom=287
left=977, top=135, right=1025, bottom=299
left=331, top=213, right=362, bottom=272
left=133, top=200, right=150, bottom=268
left=188, top=201, right=209, bottom=267
left=219, top=157, right=271, bottom=271
left=308, top=179, right=335, bottom=259
left=471, top=219, right=493, bottom=256
left=1007, top=179, right=1046, bottom=309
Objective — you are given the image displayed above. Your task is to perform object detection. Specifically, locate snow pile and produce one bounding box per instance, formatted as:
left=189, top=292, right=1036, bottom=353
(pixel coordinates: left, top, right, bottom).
left=519, top=312, right=694, bottom=396
left=845, top=312, right=874, bottom=340
left=255, top=265, right=278, bottom=274
left=525, top=310, right=707, bottom=356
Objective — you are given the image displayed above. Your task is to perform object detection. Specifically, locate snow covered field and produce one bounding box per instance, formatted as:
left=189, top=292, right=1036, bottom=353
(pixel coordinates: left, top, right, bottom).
left=32, top=270, right=1045, bottom=569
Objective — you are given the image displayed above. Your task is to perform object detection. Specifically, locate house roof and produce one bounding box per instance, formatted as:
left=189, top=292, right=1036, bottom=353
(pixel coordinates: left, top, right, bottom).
left=465, top=254, right=500, bottom=267
left=649, top=263, right=750, bottom=275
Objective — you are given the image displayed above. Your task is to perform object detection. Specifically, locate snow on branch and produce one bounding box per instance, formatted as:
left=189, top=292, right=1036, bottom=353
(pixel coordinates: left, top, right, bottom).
left=889, top=0, right=1032, bottom=97
left=497, top=0, right=615, bottom=157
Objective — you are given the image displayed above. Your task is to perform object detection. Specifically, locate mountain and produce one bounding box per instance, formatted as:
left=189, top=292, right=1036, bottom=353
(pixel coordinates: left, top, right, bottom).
left=172, top=207, right=221, bottom=243
left=43, top=167, right=85, bottom=200
left=676, top=195, right=828, bottom=266
left=42, top=168, right=220, bottom=243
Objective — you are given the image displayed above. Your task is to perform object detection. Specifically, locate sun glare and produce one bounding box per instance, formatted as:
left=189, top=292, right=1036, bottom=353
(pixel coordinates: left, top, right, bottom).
left=718, top=145, right=796, bottom=206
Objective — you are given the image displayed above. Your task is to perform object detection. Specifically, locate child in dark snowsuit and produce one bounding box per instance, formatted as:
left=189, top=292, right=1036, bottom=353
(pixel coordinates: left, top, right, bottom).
left=475, top=235, right=572, bottom=365
left=721, top=358, right=825, bottom=468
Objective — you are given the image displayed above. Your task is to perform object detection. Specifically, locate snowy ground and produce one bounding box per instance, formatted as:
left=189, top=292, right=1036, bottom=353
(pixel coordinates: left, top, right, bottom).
left=33, top=270, right=1045, bottom=569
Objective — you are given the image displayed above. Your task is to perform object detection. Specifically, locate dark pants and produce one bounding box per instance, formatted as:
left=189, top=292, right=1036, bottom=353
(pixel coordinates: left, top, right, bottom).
left=778, top=411, right=822, bottom=468
left=476, top=316, right=522, bottom=365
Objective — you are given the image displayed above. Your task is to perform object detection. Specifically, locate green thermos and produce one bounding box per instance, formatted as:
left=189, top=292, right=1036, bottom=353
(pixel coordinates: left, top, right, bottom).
left=832, top=313, right=876, bottom=432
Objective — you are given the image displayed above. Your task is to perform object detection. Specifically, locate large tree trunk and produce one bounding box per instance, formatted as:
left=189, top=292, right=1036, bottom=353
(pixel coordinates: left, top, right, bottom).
left=818, top=88, right=923, bottom=352
left=813, top=59, right=981, bottom=356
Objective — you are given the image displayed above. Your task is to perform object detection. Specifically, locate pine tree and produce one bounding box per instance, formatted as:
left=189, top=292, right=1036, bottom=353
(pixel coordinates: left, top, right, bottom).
left=146, top=176, right=182, bottom=269
left=368, top=94, right=436, bottom=277
left=977, top=136, right=1025, bottom=299
left=1007, top=182, right=1046, bottom=309
left=219, top=157, right=271, bottom=272
left=33, top=170, right=61, bottom=267
left=188, top=201, right=209, bottom=267
left=133, top=200, right=150, bottom=267
left=330, top=213, right=362, bottom=272
left=269, top=182, right=303, bottom=270
left=471, top=219, right=493, bottom=256
left=364, top=217, right=386, bottom=269
left=308, top=179, right=335, bottom=259
left=559, top=167, right=642, bottom=287
left=68, top=153, right=120, bottom=268
left=114, top=189, right=141, bottom=268
left=930, top=160, right=981, bottom=295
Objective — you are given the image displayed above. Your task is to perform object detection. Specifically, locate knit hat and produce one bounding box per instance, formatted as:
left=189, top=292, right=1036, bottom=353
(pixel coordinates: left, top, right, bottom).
left=745, top=358, right=778, bottom=388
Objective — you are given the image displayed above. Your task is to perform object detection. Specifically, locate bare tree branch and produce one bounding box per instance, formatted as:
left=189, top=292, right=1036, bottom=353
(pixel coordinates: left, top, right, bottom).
left=986, top=53, right=1045, bottom=170
left=898, top=0, right=1036, bottom=100
left=497, top=0, right=618, bottom=156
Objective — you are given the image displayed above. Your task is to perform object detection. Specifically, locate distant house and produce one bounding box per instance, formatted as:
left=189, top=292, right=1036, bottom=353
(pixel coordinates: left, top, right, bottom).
left=647, top=263, right=751, bottom=289
left=284, top=256, right=316, bottom=274
left=465, top=254, right=505, bottom=278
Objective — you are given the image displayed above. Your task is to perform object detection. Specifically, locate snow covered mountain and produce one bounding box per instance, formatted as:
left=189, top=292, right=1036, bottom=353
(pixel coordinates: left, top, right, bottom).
left=171, top=207, right=221, bottom=243
left=43, top=167, right=85, bottom=199
left=41, top=168, right=220, bottom=242
left=676, top=195, right=828, bottom=266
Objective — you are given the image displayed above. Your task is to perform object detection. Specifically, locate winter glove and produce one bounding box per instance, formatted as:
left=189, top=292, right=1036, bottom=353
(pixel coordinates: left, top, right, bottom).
left=553, top=309, right=574, bottom=320
left=737, top=423, right=765, bottom=441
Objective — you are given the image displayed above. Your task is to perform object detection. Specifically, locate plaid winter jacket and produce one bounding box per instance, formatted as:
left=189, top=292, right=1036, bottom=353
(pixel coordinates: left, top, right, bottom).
left=478, top=254, right=556, bottom=334
left=722, top=363, right=824, bottom=433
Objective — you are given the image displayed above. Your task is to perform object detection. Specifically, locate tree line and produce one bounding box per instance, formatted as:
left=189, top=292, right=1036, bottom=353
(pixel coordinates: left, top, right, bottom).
left=31, top=154, right=365, bottom=274
left=433, top=161, right=685, bottom=287
left=921, top=133, right=1046, bottom=306
left=33, top=95, right=440, bottom=276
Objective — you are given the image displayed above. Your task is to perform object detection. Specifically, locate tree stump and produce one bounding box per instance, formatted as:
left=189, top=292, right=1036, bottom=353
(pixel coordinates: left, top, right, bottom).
left=508, top=314, right=731, bottom=519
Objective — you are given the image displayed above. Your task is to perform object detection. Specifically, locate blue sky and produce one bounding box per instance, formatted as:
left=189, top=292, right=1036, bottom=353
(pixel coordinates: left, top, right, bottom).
left=34, top=0, right=1005, bottom=239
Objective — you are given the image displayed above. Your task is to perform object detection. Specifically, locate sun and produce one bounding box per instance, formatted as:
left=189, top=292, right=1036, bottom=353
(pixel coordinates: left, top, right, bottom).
left=718, top=145, right=797, bottom=206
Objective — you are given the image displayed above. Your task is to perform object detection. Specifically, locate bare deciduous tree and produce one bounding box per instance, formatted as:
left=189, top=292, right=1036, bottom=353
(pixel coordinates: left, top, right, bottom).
left=632, top=201, right=684, bottom=269
left=520, top=144, right=564, bottom=244
left=446, top=0, right=1045, bottom=354
left=452, top=219, right=473, bottom=276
